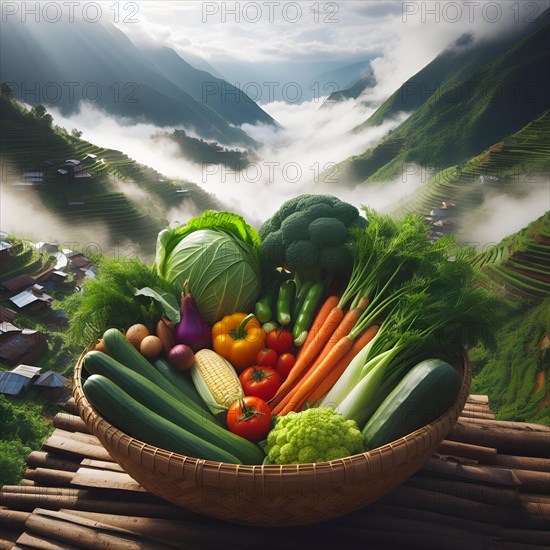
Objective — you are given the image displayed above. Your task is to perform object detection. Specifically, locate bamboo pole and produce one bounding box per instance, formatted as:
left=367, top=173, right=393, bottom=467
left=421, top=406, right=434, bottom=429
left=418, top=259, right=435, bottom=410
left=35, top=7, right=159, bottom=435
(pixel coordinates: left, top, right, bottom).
left=508, top=468, right=550, bottom=494
left=437, top=440, right=498, bottom=464
left=496, top=454, right=550, bottom=473
left=405, top=475, right=520, bottom=507
left=53, top=413, right=89, bottom=434
left=24, top=512, right=171, bottom=550
left=447, top=421, right=550, bottom=457
left=31, top=468, right=76, bottom=487
left=421, top=457, right=522, bottom=487
left=366, top=503, right=502, bottom=537
left=379, top=485, right=509, bottom=525
left=457, top=418, right=550, bottom=432
left=503, top=528, right=550, bottom=545
left=467, top=395, right=490, bottom=405
left=0, top=509, right=30, bottom=530
left=459, top=411, right=496, bottom=421
left=62, top=398, right=78, bottom=415
left=42, top=433, right=113, bottom=462
left=0, top=491, right=183, bottom=519
left=16, top=531, right=81, bottom=550
left=26, top=451, right=80, bottom=473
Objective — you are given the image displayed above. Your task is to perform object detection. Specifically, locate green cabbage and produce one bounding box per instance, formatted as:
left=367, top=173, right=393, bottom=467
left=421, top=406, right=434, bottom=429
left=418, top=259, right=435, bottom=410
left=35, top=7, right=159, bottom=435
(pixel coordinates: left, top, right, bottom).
left=154, top=211, right=262, bottom=324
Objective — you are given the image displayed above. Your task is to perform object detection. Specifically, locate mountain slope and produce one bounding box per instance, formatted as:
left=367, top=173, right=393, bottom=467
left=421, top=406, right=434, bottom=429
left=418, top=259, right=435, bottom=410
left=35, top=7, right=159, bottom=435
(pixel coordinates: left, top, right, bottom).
left=0, top=18, right=274, bottom=146
left=0, top=96, right=221, bottom=259
left=469, top=213, right=550, bottom=424
left=339, top=18, right=550, bottom=184
left=141, top=47, right=276, bottom=128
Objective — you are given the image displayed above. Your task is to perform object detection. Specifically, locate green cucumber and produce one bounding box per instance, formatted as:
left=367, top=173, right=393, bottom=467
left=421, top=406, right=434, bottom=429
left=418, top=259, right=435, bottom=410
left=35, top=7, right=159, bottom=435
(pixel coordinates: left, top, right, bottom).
left=362, top=359, right=462, bottom=451
left=102, top=328, right=189, bottom=400
left=152, top=357, right=204, bottom=408
left=83, top=374, right=242, bottom=464
left=83, top=351, right=264, bottom=465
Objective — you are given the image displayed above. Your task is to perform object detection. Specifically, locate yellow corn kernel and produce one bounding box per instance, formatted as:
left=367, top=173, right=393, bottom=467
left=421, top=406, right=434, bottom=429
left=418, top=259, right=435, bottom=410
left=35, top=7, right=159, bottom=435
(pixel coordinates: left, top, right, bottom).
left=191, top=349, right=244, bottom=414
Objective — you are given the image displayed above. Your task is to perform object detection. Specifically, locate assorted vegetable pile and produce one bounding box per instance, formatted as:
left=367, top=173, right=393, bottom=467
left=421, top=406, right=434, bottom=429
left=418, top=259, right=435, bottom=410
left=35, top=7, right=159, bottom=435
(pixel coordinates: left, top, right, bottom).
left=75, top=196, right=495, bottom=466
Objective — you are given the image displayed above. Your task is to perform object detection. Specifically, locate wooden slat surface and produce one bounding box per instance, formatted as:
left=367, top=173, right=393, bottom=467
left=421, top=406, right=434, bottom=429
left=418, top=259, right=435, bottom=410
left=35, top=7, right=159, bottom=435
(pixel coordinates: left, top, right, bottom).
left=1, top=396, right=549, bottom=549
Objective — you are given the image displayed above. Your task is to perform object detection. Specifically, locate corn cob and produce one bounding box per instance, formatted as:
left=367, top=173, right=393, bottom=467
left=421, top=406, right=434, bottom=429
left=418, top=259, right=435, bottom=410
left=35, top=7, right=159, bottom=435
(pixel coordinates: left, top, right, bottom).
left=191, top=349, right=244, bottom=415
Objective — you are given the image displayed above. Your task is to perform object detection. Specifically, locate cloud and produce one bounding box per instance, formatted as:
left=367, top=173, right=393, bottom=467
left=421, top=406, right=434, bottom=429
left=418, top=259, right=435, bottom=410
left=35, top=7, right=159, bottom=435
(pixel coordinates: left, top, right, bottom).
left=460, top=175, right=550, bottom=247
left=0, top=172, right=111, bottom=252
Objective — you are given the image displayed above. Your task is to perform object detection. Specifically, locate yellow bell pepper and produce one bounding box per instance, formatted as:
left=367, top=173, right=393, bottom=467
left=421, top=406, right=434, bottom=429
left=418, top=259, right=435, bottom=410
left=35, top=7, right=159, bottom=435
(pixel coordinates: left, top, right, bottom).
left=212, top=313, right=266, bottom=373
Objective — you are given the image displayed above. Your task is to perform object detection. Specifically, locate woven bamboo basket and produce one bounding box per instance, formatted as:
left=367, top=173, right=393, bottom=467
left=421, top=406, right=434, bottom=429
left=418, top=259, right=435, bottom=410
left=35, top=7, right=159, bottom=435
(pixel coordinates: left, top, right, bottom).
left=73, top=349, right=470, bottom=526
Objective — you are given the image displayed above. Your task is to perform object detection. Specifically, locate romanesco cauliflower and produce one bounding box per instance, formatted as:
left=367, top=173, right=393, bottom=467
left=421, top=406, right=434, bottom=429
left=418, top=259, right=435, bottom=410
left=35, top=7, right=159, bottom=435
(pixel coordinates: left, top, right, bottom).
left=265, top=407, right=364, bottom=464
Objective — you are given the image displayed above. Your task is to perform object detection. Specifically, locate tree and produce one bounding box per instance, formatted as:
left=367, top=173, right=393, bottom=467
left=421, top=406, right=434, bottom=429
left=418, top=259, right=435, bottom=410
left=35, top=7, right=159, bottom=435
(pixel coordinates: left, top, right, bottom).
left=71, top=128, right=83, bottom=139
left=1, top=82, right=13, bottom=99
left=30, top=104, right=53, bottom=127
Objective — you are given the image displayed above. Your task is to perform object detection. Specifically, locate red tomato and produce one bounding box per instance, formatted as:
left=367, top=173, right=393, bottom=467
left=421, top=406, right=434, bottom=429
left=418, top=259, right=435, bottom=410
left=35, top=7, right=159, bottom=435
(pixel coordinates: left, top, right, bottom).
left=257, top=348, right=278, bottom=369
left=265, top=328, right=293, bottom=355
left=276, top=353, right=296, bottom=381
left=226, top=397, right=272, bottom=442
left=239, top=366, right=282, bottom=402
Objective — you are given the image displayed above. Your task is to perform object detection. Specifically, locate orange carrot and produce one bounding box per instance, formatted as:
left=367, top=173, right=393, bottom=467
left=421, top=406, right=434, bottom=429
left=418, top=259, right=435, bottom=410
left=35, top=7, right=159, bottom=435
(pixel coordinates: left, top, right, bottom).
left=278, top=335, right=356, bottom=415
left=272, top=297, right=370, bottom=413
left=296, top=295, right=339, bottom=360
left=269, top=295, right=340, bottom=408
left=305, top=324, right=380, bottom=407
left=309, top=296, right=369, bottom=370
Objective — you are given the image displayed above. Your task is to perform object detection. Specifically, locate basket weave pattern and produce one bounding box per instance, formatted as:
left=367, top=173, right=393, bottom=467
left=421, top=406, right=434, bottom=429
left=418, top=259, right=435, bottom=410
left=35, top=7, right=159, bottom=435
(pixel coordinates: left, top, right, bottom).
left=73, top=351, right=470, bottom=526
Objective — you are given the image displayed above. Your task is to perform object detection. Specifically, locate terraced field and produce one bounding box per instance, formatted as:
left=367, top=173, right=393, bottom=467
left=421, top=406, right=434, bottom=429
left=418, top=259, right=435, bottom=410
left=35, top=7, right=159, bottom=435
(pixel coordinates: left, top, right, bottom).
left=0, top=240, right=56, bottom=281
left=0, top=98, right=221, bottom=259
left=392, top=110, right=550, bottom=239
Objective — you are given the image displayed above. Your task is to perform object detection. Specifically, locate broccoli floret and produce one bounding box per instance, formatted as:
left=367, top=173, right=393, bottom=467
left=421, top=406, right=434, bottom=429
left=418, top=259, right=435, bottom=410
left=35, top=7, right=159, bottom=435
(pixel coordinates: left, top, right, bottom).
left=261, top=230, right=285, bottom=266
left=260, top=195, right=367, bottom=279
left=320, top=245, right=353, bottom=273
left=309, top=218, right=349, bottom=246
left=285, top=240, right=319, bottom=271
left=265, top=408, right=364, bottom=464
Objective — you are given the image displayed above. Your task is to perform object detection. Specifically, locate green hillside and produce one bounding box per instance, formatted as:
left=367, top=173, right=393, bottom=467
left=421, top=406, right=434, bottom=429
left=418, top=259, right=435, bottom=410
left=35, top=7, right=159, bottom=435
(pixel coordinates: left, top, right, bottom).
left=0, top=96, right=221, bottom=260
left=340, top=18, right=549, bottom=185
left=389, top=109, right=550, bottom=238
left=469, top=214, right=550, bottom=424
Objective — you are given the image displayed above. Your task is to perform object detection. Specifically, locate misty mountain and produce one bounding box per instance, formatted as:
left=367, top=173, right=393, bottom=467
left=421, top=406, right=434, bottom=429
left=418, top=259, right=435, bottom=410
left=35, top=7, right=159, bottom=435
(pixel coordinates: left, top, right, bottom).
left=358, top=9, right=550, bottom=130
left=141, top=47, right=275, bottom=128
left=0, top=18, right=275, bottom=147
left=323, top=69, right=376, bottom=105
left=310, top=60, right=372, bottom=93
left=341, top=13, right=550, bottom=183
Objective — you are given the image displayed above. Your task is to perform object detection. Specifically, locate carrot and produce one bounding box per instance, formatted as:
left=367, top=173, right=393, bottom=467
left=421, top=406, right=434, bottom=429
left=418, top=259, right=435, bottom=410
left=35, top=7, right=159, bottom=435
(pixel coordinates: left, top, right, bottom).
left=278, top=335, right=356, bottom=416
left=305, top=324, right=380, bottom=407
left=310, top=296, right=369, bottom=369
left=272, top=297, right=370, bottom=413
left=269, top=295, right=340, bottom=407
left=296, top=295, right=339, bottom=360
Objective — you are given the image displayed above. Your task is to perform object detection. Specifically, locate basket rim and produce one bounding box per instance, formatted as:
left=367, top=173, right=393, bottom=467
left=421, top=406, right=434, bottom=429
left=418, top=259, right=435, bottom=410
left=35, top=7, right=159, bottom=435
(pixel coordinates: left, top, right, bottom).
left=73, top=348, right=471, bottom=471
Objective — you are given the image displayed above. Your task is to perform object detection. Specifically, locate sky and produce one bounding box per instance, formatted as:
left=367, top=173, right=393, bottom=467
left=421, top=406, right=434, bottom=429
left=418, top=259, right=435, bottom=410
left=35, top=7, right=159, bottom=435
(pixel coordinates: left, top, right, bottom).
left=2, top=0, right=548, bottom=251
left=117, top=0, right=549, bottom=99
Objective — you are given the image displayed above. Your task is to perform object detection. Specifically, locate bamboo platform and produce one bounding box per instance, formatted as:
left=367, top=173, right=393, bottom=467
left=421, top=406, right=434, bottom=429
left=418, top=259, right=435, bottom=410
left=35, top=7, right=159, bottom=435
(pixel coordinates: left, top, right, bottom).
left=1, top=396, right=549, bottom=549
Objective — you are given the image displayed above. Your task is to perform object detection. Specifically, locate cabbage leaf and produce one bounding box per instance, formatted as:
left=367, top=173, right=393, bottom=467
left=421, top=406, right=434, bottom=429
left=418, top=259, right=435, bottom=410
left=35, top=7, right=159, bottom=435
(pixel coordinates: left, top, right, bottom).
left=154, top=211, right=262, bottom=324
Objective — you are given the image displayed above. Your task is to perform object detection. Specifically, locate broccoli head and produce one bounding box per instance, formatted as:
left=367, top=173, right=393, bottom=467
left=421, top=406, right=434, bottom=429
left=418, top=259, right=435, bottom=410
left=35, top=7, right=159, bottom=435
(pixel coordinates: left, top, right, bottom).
left=265, top=407, right=364, bottom=464
left=260, top=195, right=367, bottom=279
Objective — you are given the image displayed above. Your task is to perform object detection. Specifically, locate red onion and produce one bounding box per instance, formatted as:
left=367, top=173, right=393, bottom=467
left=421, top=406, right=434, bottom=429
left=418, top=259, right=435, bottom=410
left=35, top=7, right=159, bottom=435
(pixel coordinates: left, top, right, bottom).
left=174, top=280, right=211, bottom=352
left=168, top=344, right=195, bottom=371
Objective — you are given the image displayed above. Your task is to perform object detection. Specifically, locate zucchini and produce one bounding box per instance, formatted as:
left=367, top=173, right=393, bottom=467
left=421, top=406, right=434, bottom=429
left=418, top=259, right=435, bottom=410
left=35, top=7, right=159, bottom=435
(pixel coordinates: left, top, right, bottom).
left=152, top=357, right=204, bottom=408
left=102, top=328, right=190, bottom=401
left=83, top=374, right=241, bottom=464
left=362, top=359, right=462, bottom=451
left=83, top=351, right=265, bottom=465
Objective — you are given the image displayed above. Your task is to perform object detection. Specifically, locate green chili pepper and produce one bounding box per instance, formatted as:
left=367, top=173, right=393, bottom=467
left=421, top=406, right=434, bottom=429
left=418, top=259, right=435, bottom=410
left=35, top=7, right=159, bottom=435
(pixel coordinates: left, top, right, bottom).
left=292, top=281, right=313, bottom=321
left=276, top=279, right=296, bottom=326
left=292, top=282, right=324, bottom=346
